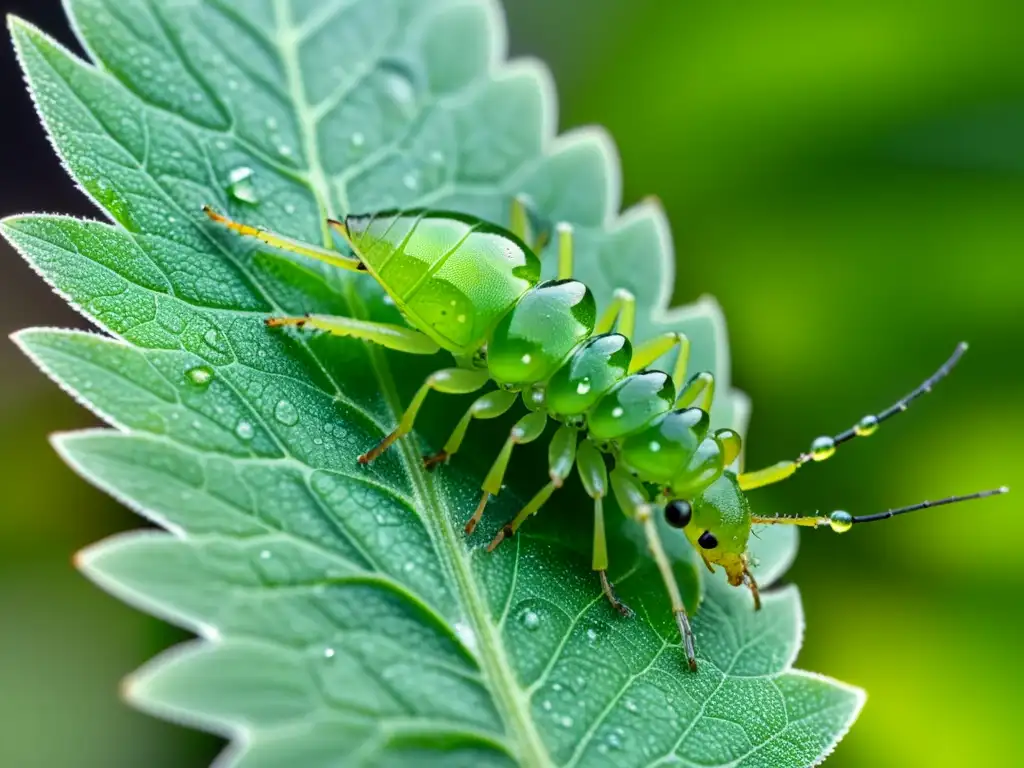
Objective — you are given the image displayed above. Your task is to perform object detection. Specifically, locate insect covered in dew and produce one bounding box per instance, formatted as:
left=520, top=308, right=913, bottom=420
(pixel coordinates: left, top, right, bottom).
left=203, top=200, right=1008, bottom=671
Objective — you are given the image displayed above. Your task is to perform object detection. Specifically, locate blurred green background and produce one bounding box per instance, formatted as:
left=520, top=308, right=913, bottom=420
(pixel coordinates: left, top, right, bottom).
left=1, top=0, right=1020, bottom=765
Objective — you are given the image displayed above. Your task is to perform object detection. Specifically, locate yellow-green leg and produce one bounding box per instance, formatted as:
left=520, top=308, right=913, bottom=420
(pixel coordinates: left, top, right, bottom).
left=359, top=368, right=490, bottom=464
left=484, top=423, right=578, bottom=549
left=676, top=371, right=715, bottom=412
left=595, top=288, right=636, bottom=340
left=509, top=194, right=553, bottom=255
left=577, top=440, right=633, bottom=617
left=423, top=389, right=519, bottom=470
left=464, top=411, right=549, bottom=534
left=610, top=466, right=697, bottom=671
left=630, top=331, right=690, bottom=384
left=266, top=314, right=440, bottom=355
left=203, top=206, right=364, bottom=272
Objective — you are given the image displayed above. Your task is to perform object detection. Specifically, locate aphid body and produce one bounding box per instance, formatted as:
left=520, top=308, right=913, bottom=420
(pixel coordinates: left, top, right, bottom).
left=205, top=202, right=1007, bottom=671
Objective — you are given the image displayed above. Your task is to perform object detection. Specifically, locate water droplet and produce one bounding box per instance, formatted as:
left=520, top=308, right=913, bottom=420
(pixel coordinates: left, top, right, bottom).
left=274, top=399, right=299, bottom=426
left=323, top=647, right=335, bottom=658
left=215, top=139, right=228, bottom=150
left=167, top=216, right=176, bottom=223
left=559, top=715, right=574, bottom=728
left=586, top=627, right=598, bottom=643
left=429, top=149, right=445, bottom=164
left=203, top=328, right=226, bottom=353
left=227, top=166, right=259, bottom=204
left=350, top=131, right=366, bottom=147
left=855, top=414, right=879, bottom=437
left=624, top=698, right=638, bottom=713
left=611, top=406, right=624, bottom=418
left=185, top=365, right=213, bottom=387
left=403, top=561, right=415, bottom=573
left=456, top=314, right=466, bottom=323
left=284, top=203, right=296, bottom=214
left=576, top=378, right=591, bottom=395
left=605, top=730, right=624, bottom=751
left=521, top=353, right=532, bottom=365
left=259, top=549, right=271, bottom=559
left=227, top=78, right=239, bottom=90
left=235, top=420, right=254, bottom=440
left=648, top=440, right=661, bottom=453
left=402, top=172, right=419, bottom=190
left=265, top=116, right=278, bottom=130
left=382, top=294, right=396, bottom=306
left=541, top=700, right=552, bottom=711
left=829, top=510, right=853, bottom=533
left=810, top=435, right=836, bottom=462
left=453, top=621, right=478, bottom=653
left=520, top=609, right=540, bottom=630
left=380, top=60, right=417, bottom=115
left=278, top=144, right=293, bottom=157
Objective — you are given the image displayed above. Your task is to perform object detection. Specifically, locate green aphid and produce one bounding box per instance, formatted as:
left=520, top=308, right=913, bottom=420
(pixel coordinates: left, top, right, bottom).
left=204, top=200, right=1008, bottom=671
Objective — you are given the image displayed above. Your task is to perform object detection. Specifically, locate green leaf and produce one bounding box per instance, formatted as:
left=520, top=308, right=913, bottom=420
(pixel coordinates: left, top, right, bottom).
left=5, top=1, right=862, bottom=765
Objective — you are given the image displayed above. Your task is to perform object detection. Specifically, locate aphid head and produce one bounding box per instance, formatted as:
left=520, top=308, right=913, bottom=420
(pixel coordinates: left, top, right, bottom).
left=665, top=472, right=751, bottom=585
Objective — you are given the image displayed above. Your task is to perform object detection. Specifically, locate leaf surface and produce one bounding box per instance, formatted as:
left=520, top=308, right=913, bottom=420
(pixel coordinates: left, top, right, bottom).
left=6, top=1, right=862, bottom=765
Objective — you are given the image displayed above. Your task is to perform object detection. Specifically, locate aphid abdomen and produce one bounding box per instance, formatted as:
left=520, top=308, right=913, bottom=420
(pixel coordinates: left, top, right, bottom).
left=619, top=407, right=710, bottom=485
left=487, top=279, right=597, bottom=387
left=586, top=371, right=675, bottom=441
left=546, top=333, right=632, bottom=417
left=345, top=211, right=541, bottom=354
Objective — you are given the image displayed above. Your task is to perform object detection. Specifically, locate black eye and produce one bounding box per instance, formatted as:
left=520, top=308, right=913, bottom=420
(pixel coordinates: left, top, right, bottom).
left=698, top=530, right=718, bottom=549
left=664, top=500, right=692, bottom=528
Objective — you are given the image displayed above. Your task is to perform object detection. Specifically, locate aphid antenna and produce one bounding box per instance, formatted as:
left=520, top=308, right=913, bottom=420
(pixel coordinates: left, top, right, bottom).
left=842, top=486, right=1009, bottom=525
left=752, top=486, right=1009, bottom=531
left=799, top=341, right=969, bottom=464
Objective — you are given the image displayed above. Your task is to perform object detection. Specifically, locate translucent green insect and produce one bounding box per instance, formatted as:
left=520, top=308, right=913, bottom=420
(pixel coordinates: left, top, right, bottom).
left=204, top=201, right=1008, bottom=671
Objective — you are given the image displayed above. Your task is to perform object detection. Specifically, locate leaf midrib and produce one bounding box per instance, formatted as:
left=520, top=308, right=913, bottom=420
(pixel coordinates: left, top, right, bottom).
left=270, top=2, right=550, bottom=765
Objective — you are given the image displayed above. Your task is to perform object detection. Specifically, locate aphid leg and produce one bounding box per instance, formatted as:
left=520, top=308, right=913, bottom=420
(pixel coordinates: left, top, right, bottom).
left=675, top=371, right=715, bottom=412
left=358, top=368, right=489, bottom=464
left=466, top=410, right=548, bottom=535
left=509, top=194, right=551, bottom=254
left=423, top=389, right=518, bottom=469
left=578, top=440, right=633, bottom=617
left=630, top=331, right=690, bottom=384
left=202, top=206, right=364, bottom=272
left=595, top=288, right=636, bottom=340
left=555, top=222, right=574, bottom=280
left=738, top=343, right=970, bottom=492
left=611, top=467, right=697, bottom=671
left=486, top=423, right=575, bottom=549
left=265, top=315, right=441, bottom=354
left=742, top=558, right=762, bottom=611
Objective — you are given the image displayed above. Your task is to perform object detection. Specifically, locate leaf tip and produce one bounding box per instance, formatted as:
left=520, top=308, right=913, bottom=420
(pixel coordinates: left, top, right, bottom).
left=7, top=13, right=40, bottom=52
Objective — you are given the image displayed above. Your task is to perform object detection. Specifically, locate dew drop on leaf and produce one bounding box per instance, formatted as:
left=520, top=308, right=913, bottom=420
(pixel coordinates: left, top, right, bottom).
left=520, top=609, right=541, bottom=630
left=259, top=549, right=271, bottom=560
left=402, top=172, right=419, bottom=191
left=235, top=420, right=254, bottom=441
left=379, top=59, right=418, bottom=117
left=273, top=400, right=299, bottom=426
left=350, top=131, right=365, bottom=148
left=323, top=647, right=335, bottom=659
left=185, top=365, right=213, bottom=387
left=453, top=621, right=477, bottom=654
left=227, top=166, right=259, bottom=204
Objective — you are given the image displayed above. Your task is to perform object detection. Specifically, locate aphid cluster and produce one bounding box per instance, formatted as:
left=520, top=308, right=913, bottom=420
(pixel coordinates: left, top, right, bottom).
left=205, top=200, right=1006, bottom=671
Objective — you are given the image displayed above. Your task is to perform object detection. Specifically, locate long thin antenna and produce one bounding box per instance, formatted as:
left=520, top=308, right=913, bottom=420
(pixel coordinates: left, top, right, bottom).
left=847, top=486, right=1009, bottom=525
left=751, top=486, right=1009, bottom=531
left=797, top=342, right=968, bottom=465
